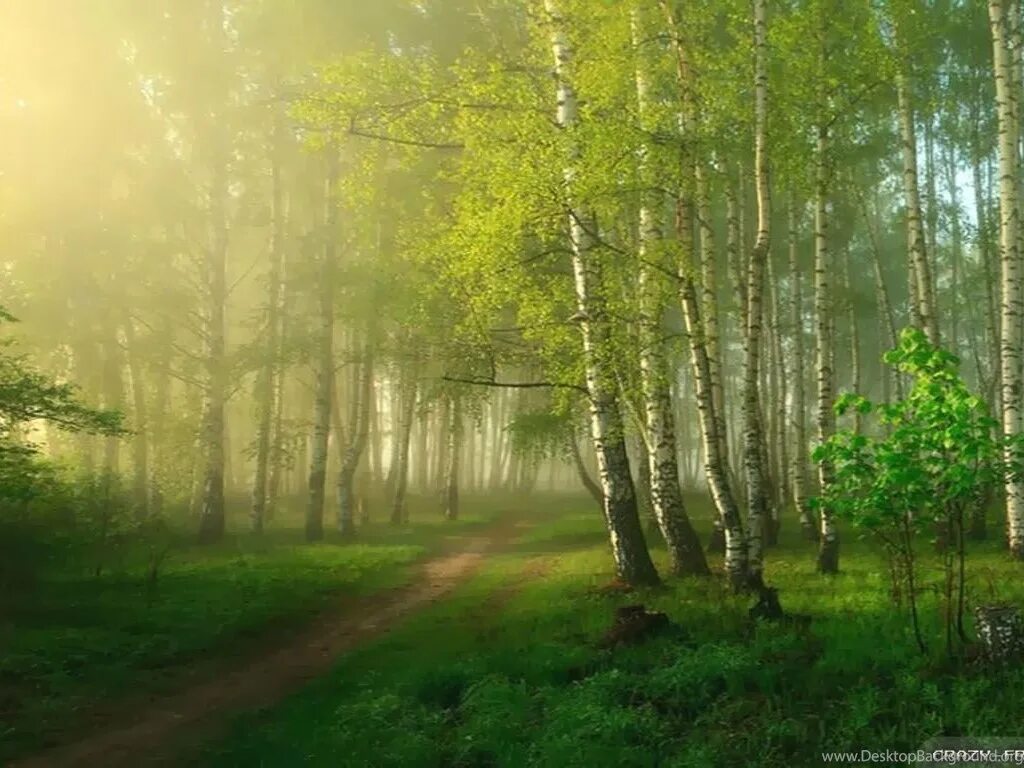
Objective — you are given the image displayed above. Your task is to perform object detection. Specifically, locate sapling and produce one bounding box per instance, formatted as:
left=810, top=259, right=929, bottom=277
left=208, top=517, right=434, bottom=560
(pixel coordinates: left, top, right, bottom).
left=812, top=328, right=1023, bottom=655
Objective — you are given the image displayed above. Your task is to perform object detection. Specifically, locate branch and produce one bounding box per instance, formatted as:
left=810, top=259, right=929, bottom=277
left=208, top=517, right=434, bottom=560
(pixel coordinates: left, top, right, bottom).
left=228, top=252, right=266, bottom=297
left=442, top=374, right=587, bottom=395
left=347, top=116, right=463, bottom=150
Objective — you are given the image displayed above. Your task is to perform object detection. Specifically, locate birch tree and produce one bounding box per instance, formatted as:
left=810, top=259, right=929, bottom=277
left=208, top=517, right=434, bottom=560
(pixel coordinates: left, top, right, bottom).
left=337, top=337, right=373, bottom=536
left=741, top=0, right=772, bottom=584
left=989, top=0, right=1024, bottom=558
left=251, top=120, right=287, bottom=534
left=544, top=0, right=660, bottom=587
left=631, top=5, right=709, bottom=578
left=197, top=0, right=230, bottom=546
left=305, top=153, right=338, bottom=543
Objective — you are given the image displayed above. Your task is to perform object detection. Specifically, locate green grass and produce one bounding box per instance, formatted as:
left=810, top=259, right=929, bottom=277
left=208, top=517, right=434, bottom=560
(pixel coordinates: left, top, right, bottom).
left=0, top=492, right=503, bottom=762
left=201, top=496, right=1024, bottom=768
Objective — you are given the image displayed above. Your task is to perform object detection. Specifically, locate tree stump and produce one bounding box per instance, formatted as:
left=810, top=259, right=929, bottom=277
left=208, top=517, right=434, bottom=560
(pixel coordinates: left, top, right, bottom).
left=599, top=604, right=672, bottom=648
left=974, top=604, right=1024, bottom=663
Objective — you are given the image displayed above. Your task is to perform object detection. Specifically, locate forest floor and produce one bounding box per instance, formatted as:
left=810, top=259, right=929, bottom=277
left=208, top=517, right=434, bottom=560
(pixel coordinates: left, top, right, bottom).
left=0, top=495, right=528, bottom=766
left=11, top=496, right=1024, bottom=767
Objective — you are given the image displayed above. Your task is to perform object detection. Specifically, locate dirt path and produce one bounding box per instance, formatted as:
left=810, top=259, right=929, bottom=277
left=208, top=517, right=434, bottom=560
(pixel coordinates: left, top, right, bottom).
left=13, top=517, right=528, bottom=768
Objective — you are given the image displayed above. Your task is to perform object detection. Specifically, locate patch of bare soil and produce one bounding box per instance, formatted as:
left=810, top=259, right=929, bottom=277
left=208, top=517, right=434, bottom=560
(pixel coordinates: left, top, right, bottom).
left=12, top=516, right=529, bottom=768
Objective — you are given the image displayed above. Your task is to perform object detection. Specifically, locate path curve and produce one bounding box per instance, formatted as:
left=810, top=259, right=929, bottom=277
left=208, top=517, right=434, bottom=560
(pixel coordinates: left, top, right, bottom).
left=13, top=518, right=523, bottom=768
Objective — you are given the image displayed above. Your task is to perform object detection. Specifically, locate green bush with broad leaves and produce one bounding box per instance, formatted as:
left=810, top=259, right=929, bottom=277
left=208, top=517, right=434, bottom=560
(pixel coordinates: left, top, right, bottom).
left=812, top=327, right=1023, bottom=655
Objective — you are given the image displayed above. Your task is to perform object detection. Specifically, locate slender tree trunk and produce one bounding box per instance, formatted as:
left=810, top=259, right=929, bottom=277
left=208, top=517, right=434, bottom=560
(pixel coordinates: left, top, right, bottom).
left=787, top=195, right=814, bottom=540
left=73, top=341, right=99, bottom=475
left=633, top=434, right=655, bottom=529
left=337, top=338, right=373, bottom=536
left=545, top=0, right=660, bottom=586
left=122, top=317, right=149, bottom=519
left=973, top=119, right=1001, bottom=409
left=924, top=116, right=939, bottom=271
left=768, top=252, right=787, bottom=533
left=198, top=147, right=228, bottom=544
left=223, top=410, right=235, bottom=497
left=368, top=370, right=383, bottom=486
left=725, top=177, right=746, bottom=504
left=944, top=143, right=962, bottom=355
left=149, top=323, right=173, bottom=517
left=251, top=126, right=285, bottom=534
left=661, top=0, right=744, bottom=584
left=569, top=431, right=603, bottom=506
left=815, top=118, right=839, bottom=573
left=102, top=333, right=122, bottom=479
left=858, top=189, right=903, bottom=399
left=434, top=393, right=449, bottom=492
left=697, top=166, right=728, bottom=552
left=989, top=0, right=1024, bottom=558
left=464, top=416, right=476, bottom=491
left=896, top=57, right=940, bottom=346
left=631, top=7, right=709, bottom=577
left=267, top=307, right=288, bottom=522
left=742, top=0, right=771, bottom=586
left=384, top=370, right=403, bottom=494
left=305, top=153, right=338, bottom=543
left=844, top=247, right=861, bottom=433
left=389, top=369, right=417, bottom=526
left=505, top=428, right=521, bottom=491
left=414, top=399, right=430, bottom=491
left=444, top=392, right=462, bottom=521
left=485, top=390, right=503, bottom=488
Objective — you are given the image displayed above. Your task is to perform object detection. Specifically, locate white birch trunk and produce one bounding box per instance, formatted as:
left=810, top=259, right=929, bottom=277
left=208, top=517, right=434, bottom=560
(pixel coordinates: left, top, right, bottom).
left=337, top=338, right=373, bottom=536
left=896, top=62, right=940, bottom=346
left=742, top=0, right=771, bottom=584
left=697, top=164, right=729, bottom=551
left=787, top=198, right=814, bottom=540
left=545, top=0, right=659, bottom=586
left=632, top=8, right=709, bottom=577
left=661, top=0, right=747, bottom=586
left=989, top=0, right=1024, bottom=558
left=814, top=119, right=839, bottom=573
left=389, top=371, right=417, bottom=525
left=444, top=392, right=462, bottom=521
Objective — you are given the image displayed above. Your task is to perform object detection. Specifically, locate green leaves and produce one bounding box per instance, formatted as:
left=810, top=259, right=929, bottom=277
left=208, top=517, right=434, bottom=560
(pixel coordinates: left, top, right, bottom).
left=834, top=393, right=873, bottom=417
left=813, top=327, right=1006, bottom=534
left=0, top=311, right=125, bottom=441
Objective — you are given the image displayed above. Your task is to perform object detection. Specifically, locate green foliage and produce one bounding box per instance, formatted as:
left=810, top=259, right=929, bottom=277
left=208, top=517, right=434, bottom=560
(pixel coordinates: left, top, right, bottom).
left=812, top=328, right=1016, bottom=653
left=505, top=410, right=571, bottom=458
left=813, top=327, right=1009, bottom=533
left=0, top=312, right=124, bottom=439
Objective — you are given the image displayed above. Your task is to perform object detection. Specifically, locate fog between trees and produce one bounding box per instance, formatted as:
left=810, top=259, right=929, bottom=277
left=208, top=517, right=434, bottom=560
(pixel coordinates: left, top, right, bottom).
left=2, top=0, right=1023, bottom=590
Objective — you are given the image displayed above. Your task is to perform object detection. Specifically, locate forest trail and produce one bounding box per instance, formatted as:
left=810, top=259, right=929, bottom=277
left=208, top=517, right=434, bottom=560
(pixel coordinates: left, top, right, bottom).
left=13, top=514, right=529, bottom=768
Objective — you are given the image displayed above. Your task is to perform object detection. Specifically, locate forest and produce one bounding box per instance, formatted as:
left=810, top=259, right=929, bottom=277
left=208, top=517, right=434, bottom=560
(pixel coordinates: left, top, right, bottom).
left=4, top=0, right=1024, bottom=765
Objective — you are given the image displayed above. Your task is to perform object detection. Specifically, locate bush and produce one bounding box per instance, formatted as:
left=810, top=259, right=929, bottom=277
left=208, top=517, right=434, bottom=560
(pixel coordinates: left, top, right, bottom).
left=812, top=327, right=1021, bottom=655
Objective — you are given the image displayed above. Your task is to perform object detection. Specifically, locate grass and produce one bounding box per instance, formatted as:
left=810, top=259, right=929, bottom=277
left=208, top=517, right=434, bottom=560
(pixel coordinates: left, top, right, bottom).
left=200, top=495, right=1024, bottom=768
left=0, top=491, right=503, bottom=762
